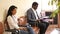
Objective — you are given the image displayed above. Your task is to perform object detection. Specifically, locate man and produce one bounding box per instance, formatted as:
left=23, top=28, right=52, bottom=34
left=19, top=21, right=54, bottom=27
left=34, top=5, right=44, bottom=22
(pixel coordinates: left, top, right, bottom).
left=26, top=2, right=49, bottom=34
left=18, top=16, right=35, bottom=34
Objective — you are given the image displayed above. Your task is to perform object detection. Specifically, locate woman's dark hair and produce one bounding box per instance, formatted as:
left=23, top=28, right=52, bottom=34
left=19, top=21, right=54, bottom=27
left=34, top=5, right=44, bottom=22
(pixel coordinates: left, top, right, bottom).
left=32, top=2, right=38, bottom=7
left=5, top=5, right=17, bottom=21
left=7, top=5, right=17, bottom=17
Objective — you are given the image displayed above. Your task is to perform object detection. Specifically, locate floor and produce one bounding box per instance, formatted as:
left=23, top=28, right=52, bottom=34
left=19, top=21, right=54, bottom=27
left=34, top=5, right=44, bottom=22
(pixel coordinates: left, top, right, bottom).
left=4, top=24, right=58, bottom=34
left=45, top=24, right=58, bottom=34
left=34, top=24, right=58, bottom=34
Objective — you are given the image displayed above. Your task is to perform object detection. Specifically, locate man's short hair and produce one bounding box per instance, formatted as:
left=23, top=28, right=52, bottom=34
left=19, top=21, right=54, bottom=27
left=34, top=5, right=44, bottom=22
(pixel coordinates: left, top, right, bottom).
left=32, top=2, right=38, bottom=6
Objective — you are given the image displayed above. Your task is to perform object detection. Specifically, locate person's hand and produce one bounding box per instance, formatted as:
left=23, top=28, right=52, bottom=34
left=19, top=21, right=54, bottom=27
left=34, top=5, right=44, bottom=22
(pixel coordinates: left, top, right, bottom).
left=36, top=19, right=40, bottom=21
left=35, top=19, right=41, bottom=23
left=17, top=27, right=23, bottom=30
left=23, top=27, right=28, bottom=31
left=18, top=27, right=27, bottom=31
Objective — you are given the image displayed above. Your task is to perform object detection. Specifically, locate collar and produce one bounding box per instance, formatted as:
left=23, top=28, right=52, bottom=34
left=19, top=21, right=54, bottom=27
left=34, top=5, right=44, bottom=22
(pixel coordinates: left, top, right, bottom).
left=31, top=8, right=36, bottom=12
left=12, top=15, right=16, bottom=18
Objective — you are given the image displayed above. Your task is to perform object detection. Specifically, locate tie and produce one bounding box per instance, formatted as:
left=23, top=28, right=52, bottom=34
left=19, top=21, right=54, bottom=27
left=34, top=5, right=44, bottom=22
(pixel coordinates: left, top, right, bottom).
left=36, top=11, right=40, bottom=19
left=35, top=11, right=40, bottom=26
left=40, top=13, right=42, bottom=18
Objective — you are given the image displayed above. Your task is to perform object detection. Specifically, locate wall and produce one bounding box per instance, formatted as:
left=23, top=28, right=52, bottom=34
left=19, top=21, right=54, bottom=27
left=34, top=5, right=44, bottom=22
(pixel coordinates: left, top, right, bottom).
left=0, top=0, right=57, bottom=34
left=0, top=0, right=36, bottom=22
left=0, top=0, right=36, bottom=34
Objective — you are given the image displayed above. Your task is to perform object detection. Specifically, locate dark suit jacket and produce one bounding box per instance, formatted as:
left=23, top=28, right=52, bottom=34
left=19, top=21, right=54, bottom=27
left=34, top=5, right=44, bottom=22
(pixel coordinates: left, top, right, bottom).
left=26, top=8, right=37, bottom=26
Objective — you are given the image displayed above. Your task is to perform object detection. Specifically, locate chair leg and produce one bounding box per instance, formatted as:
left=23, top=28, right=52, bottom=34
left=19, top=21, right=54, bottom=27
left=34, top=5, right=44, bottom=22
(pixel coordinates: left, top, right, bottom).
left=12, top=32, right=15, bottom=34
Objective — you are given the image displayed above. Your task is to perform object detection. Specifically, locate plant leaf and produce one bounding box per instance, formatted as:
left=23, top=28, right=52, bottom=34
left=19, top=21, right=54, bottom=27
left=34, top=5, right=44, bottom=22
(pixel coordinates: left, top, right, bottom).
left=50, top=8, right=58, bottom=18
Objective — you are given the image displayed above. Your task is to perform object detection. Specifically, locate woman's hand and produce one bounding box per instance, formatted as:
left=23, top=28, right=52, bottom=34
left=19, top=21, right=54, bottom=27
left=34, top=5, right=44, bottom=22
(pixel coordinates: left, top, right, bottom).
left=18, top=27, right=28, bottom=31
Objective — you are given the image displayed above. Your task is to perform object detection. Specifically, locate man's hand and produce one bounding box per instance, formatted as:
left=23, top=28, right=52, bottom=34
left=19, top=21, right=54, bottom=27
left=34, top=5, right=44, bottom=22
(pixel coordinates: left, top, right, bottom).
left=35, top=19, right=41, bottom=23
left=36, top=19, right=40, bottom=21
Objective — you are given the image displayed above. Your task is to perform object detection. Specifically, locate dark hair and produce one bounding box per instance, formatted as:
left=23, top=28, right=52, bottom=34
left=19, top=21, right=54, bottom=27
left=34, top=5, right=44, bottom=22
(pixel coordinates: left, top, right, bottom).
left=7, top=5, right=17, bottom=17
left=32, top=2, right=38, bottom=7
left=5, top=5, right=17, bottom=21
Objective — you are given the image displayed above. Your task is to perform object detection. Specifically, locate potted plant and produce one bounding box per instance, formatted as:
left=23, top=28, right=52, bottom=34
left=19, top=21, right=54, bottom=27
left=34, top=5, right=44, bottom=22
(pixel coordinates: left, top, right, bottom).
left=48, top=0, right=60, bottom=28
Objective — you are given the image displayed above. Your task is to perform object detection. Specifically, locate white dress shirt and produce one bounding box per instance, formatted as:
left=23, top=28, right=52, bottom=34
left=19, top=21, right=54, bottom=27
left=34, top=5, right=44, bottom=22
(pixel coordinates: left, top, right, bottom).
left=32, top=8, right=39, bottom=20
left=7, top=15, right=19, bottom=29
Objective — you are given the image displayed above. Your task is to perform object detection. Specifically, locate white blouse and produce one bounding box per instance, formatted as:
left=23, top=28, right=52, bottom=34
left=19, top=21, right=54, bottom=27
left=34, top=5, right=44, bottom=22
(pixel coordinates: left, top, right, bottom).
left=7, top=15, right=19, bottom=29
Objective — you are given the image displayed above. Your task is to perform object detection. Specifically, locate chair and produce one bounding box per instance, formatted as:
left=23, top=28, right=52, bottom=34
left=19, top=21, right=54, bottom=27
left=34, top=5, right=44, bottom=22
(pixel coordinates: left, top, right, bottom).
left=0, top=22, right=4, bottom=34
left=45, top=12, right=54, bottom=24
left=4, top=20, right=19, bottom=34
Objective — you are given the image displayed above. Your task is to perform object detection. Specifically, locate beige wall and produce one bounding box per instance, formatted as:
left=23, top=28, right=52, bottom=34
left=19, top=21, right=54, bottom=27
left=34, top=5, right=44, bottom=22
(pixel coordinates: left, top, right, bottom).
left=0, top=0, right=36, bottom=22
left=0, top=0, right=36, bottom=34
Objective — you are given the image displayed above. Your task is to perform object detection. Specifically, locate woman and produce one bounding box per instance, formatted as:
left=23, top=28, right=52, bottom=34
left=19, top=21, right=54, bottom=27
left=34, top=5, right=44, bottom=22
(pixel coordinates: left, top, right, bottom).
left=6, top=5, right=28, bottom=34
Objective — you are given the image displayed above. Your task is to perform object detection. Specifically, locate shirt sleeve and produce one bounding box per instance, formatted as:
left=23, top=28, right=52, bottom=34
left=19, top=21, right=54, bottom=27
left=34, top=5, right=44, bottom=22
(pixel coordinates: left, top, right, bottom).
left=7, top=16, right=19, bottom=29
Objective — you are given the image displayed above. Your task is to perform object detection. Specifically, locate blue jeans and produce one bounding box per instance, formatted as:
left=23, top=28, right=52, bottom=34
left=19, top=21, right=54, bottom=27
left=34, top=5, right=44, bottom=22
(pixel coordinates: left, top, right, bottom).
left=27, top=25, right=35, bottom=34
left=19, top=30, right=28, bottom=34
left=14, top=24, right=35, bottom=34
left=19, top=26, right=34, bottom=34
